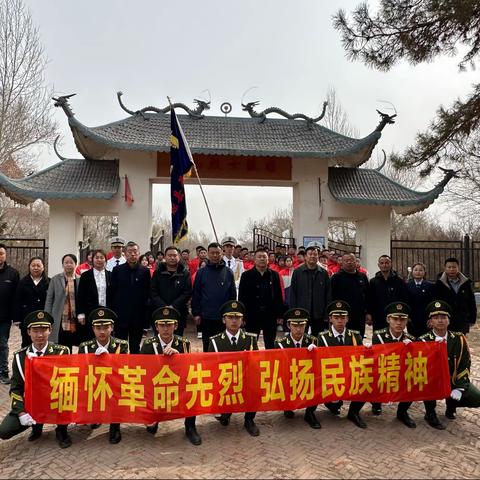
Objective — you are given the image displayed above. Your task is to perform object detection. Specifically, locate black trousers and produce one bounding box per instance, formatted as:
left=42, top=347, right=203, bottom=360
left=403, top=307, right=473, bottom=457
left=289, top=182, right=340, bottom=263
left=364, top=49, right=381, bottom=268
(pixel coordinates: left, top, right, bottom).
left=201, top=318, right=224, bottom=352
left=247, top=319, right=277, bottom=350
left=114, top=322, right=143, bottom=354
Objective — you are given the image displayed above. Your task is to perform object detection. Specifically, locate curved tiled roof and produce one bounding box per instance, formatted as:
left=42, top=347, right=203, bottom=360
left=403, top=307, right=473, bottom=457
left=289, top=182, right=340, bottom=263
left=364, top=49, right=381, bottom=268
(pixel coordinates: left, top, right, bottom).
left=328, top=167, right=454, bottom=215
left=68, top=113, right=381, bottom=162
left=0, top=159, right=119, bottom=204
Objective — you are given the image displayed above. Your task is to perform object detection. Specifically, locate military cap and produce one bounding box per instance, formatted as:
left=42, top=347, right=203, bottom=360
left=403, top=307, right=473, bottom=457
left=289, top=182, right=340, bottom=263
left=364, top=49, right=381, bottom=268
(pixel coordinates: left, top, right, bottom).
left=220, top=300, right=245, bottom=317
left=385, top=302, right=410, bottom=318
left=284, top=307, right=309, bottom=324
left=426, top=300, right=451, bottom=318
left=89, top=307, right=117, bottom=326
left=152, top=306, right=180, bottom=325
left=110, top=236, right=126, bottom=246
left=24, top=310, right=54, bottom=329
left=327, top=300, right=350, bottom=316
left=221, top=236, right=237, bottom=246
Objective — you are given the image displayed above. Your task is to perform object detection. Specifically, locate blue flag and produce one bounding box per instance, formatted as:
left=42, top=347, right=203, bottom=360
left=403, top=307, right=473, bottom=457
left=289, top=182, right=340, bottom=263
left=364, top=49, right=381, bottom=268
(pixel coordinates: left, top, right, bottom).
left=170, top=109, right=194, bottom=244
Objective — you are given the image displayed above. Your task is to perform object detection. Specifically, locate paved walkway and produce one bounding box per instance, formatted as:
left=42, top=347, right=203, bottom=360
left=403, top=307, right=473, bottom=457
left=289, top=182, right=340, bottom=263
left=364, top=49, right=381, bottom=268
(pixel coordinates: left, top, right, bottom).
left=1, top=324, right=479, bottom=479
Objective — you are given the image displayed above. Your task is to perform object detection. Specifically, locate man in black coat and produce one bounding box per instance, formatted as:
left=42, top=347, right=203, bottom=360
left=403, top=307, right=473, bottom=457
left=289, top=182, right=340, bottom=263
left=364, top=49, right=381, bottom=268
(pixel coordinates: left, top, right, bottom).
left=331, top=253, right=369, bottom=337
left=435, top=257, right=476, bottom=334
left=77, top=249, right=112, bottom=343
left=289, top=246, right=331, bottom=335
left=406, top=262, right=436, bottom=338
left=366, top=255, right=408, bottom=331
left=0, top=244, right=19, bottom=384
left=150, top=246, right=192, bottom=336
left=108, top=241, right=150, bottom=353
left=192, top=242, right=236, bottom=352
left=238, top=248, right=285, bottom=349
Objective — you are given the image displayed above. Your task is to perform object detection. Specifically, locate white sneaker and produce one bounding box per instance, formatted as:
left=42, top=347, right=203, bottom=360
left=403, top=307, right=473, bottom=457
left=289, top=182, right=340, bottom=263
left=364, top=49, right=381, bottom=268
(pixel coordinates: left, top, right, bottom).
left=197, top=332, right=202, bottom=339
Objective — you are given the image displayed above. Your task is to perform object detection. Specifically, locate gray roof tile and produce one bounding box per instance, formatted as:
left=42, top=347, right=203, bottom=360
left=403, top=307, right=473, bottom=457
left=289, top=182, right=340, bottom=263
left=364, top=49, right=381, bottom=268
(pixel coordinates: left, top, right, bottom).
left=69, top=113, right=381, bottom=159
left=0, top=159, right=119, bottom=204
left=328, top=167, right=454, bottom=214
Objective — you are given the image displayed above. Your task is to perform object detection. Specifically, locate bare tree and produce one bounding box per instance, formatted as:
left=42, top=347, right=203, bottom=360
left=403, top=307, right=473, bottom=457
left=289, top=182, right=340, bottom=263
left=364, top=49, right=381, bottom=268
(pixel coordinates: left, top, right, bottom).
left=0, top=0, right=57, bottom=171
left=323, top=86, right=359, bottom=138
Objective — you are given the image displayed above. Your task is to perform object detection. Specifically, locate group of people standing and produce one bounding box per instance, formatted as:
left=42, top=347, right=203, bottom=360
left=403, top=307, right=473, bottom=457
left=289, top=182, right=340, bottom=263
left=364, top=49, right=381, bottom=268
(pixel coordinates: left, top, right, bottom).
left=0, top=237, right=479, bottom=448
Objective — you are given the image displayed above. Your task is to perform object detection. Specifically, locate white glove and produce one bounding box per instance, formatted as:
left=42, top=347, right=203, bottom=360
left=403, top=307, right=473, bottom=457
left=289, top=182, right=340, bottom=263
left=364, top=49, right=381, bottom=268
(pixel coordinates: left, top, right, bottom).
left=364, top=342, right=372, bottom=348
left=435, top=337, right=446, bottom=343
left=307, top=344, right=317, bottom=352
left=403, top=338, right=412, bottom=345
left=26, top=352, right=36, bottom=359
left=95, top=346, right=109, bottom=355
left=450, top=389, right=462, bottom=401
left=19, top=413, right=36, bottom=426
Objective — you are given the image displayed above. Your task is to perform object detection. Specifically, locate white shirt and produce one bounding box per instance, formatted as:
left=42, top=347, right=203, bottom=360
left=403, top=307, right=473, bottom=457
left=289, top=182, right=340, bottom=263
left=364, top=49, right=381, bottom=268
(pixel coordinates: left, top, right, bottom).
left=225, top=329, right=241, bottom=345
left=389, top=330, right=403, bottom=341
left=31, top=344, right=48, bottom=356
left=106, top=255, right=126, bottom=272
left=434, top=332, right=448, bottom=342
left=331, top=326, right=346, bottom=342
left=223, top=256, right=244, bottom=278
left=159, top=337, right=173, bottom=350
left=93, top=268, right=107, bottom=306
left=96, top=339, right=111, bottom=350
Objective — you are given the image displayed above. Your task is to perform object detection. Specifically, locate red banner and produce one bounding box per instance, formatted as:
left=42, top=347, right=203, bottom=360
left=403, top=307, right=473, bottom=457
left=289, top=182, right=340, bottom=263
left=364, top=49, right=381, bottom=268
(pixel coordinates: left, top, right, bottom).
left=25, top=343, right=450, bottom=424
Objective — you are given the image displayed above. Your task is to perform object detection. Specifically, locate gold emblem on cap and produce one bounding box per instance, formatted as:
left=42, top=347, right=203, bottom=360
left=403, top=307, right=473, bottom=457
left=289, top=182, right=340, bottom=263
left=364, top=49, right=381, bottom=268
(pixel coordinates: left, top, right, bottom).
left=294, top=309, right=300, bottom=316
left=336, top=302, right=342, bottom=308
left=232, top=302, right=238, bottom=309
left=37, top=312, right=44, bottom=319
left=163, top=308, right=169, bottom=315
left=435, top=301, right=441, bottom=308
left=98, top=309, right=104, bottom=317
left=396, top=304, right=403, bottom=310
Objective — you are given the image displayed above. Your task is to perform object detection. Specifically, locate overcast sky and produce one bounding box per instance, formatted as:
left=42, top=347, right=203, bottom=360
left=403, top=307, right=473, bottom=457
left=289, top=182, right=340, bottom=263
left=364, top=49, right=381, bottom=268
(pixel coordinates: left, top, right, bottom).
left=24, top=0, right=476, bottom=239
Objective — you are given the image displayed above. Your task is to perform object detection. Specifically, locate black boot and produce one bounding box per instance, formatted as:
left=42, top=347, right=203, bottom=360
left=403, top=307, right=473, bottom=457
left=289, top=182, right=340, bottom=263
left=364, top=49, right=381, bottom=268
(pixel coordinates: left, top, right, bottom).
left=304, top=410, right=321, bottom=429
left=55, top=426, right=72, bottom=449
left=109, top=423, right=121, bottom=444
left=283, top=410, right=294, bottom=419
left=396, top=410, right=416, bottom=428
left=424, top=412, right=446, bottom=430
left=216, top=413, right=231, bottom=426
left=325, top=401, right=342, bottom=415
left=28, top=424, right=43, bottom=441
left=146, top=422, right=158, bottom=435
left=185, top=425, right=202, bottom=445
left=244, top=418, right=259, bottom=436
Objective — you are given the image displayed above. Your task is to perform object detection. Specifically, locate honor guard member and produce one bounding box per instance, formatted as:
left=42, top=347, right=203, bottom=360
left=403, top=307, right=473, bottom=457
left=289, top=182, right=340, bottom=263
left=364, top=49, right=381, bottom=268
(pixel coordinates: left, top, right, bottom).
left=78, top=307, right=128, bottom=444
left=208, top=300, right=260, bottom=436
left=0, top=310, right=72, bottom=448
left=275, top=308, right=320, bottom=429
left=420, top=300, right=480, bottom=430
left=317, top=301, right=367, bottom=428
left=106, top=236, right=126, bottom=271
left=371, top=302, right=417, bottom=427
left=140, top=306, right=201, bottom=446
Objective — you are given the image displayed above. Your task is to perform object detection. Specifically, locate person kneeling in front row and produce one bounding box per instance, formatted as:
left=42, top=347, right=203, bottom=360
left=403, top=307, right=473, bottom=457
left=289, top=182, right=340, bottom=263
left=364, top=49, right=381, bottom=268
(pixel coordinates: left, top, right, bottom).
left=141, top=306, right=202, bottom=446
left=0, top=310, right=71, bottom=448
left=275, top=307, right=320, bottom=429
left=208, top=300, right=260, bottom=437
left=78, top=307, right=128, bottom=444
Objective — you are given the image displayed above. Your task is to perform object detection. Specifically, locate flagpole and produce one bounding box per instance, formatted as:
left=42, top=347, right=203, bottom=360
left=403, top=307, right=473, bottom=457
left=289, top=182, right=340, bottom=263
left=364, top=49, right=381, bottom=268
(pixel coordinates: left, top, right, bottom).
left=168, top=97, right=219, bottom=243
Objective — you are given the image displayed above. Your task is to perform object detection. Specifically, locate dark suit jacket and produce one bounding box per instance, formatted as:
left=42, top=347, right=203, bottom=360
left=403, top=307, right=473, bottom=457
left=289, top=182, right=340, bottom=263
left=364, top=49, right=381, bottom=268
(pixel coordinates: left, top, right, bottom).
left=13, top=274, right=50, bottom=324
left=77, top=268, right=112, bottom=318
left=107, top=262, right=150, bottom=329
left=238, top=267, right=285, bottom=331
left=406, top=279, right=436, bottom=337
left=77, top=268, right=112, bottom=341
left=150, top=262, right=192, bottom=328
